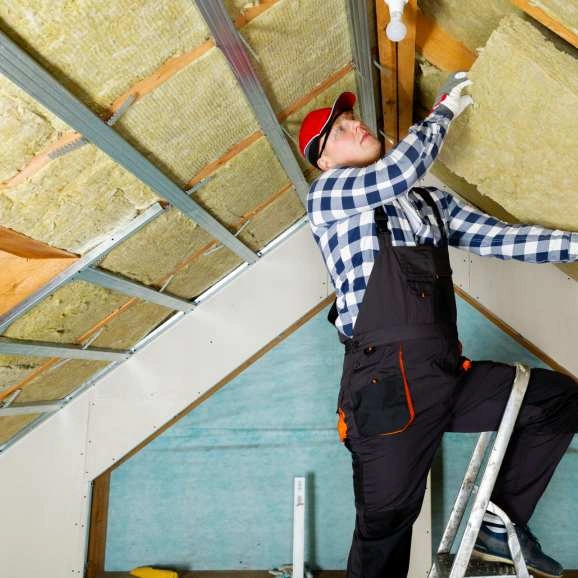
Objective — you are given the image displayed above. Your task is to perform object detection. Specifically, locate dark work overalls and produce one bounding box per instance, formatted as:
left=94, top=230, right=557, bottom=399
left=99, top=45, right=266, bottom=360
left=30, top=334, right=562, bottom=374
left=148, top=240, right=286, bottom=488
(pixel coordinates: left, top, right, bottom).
left=333, top=188, right=578, bottom=578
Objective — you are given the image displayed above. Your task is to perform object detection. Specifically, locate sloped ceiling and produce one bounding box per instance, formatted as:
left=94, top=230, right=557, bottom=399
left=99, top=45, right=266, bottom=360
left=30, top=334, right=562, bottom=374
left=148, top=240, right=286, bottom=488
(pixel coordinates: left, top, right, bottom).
left=0, top=0, right=576, bottom=447
left=0, top=0, right=356, bottom=445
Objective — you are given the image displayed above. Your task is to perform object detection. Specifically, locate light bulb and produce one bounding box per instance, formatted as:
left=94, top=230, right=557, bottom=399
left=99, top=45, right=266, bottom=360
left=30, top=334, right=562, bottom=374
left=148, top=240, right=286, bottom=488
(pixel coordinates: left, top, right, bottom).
left=386, top=16, right=407, bottom=42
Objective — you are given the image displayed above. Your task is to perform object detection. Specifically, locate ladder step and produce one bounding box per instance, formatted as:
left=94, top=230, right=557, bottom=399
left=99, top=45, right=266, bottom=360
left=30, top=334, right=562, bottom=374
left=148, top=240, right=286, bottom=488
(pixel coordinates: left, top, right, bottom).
left=432, top=553, right=523, bottom=577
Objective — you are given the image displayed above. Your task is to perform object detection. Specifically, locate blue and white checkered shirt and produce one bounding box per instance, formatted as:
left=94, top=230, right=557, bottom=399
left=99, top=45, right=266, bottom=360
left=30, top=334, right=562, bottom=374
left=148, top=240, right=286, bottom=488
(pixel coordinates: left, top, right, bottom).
left=307, top=111, right=578, bottom=338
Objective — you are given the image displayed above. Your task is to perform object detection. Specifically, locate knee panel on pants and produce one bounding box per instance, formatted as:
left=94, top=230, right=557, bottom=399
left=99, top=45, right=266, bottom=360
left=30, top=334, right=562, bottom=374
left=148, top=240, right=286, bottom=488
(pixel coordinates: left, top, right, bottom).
left=359, top=499, right=422, bottom=541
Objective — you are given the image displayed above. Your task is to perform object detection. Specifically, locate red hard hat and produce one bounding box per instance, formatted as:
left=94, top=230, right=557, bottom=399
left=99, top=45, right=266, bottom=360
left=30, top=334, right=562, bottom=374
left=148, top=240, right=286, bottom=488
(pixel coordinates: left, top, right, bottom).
left=298, top=92, right=356, bottom=168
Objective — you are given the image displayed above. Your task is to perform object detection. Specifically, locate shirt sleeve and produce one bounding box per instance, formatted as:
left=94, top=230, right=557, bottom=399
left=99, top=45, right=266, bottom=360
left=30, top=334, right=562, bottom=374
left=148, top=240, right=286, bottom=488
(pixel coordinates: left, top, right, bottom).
left=445, top=192, right=578, bottom=263
left=307, top=109, right=453, bottom=227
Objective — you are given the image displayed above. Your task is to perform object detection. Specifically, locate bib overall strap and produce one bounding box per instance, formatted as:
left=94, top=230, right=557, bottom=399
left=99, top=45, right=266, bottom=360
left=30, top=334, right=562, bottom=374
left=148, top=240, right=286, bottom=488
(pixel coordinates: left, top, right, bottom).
left=374, top=204, right=390, bottom=236
left=414, top=188, right=448, bottom=246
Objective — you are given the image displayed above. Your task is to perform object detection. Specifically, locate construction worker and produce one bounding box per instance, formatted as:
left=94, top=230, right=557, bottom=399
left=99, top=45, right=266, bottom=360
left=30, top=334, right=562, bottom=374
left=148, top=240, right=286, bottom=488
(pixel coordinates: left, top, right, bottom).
left=298, top=73, right=578, bottom=578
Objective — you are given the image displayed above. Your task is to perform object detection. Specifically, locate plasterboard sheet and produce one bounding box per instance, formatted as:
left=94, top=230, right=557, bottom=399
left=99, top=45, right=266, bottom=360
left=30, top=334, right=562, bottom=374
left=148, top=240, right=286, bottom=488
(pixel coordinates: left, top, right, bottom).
left=240, top=0, right=351, bottom=112
left=114, top=48, right=260, bottom=184
left=0, top=143, right=158, bottom=253
left=0, top=78, right=68, bottom=182
left=2, top=280, right=129, bottom=343
left=439, top=15, right=578, bottom=231
left=17, top=360, right=108, bottom=403
left=533, top=0, right=578, bottom=35
left=417, top=0, right=520, bottom=50
left=0, top=413, right=40, bottom=445
left=0, top=1, right=209, bottom=112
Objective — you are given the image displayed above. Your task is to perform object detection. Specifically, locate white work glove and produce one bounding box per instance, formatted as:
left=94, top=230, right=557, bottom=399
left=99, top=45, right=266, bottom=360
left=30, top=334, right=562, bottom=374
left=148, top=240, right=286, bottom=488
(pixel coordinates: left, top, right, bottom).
left=432, top=71, right=473, bottom=120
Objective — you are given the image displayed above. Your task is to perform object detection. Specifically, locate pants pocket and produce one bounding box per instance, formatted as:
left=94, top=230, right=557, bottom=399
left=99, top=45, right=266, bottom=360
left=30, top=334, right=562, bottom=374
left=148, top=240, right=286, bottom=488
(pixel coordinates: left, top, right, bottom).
left=350, top=344, right=415, bottom=436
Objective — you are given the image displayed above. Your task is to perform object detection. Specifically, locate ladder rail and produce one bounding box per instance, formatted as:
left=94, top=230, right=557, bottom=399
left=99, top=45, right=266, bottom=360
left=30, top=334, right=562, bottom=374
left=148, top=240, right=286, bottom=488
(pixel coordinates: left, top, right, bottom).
left=438, top=431, right=493, bottom=554
left=449, top=363, right=532, bottom=578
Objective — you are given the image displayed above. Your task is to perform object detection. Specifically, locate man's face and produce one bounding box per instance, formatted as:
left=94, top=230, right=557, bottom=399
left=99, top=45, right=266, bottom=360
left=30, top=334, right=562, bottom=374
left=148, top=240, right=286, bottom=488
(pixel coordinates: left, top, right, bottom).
left=317, top=111, right=381, bottom=171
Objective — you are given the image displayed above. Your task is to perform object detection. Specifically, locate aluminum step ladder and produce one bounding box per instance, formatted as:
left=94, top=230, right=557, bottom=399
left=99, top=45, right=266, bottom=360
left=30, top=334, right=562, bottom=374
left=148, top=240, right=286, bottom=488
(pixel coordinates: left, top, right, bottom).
left=428, top=364, right=533, bottom=578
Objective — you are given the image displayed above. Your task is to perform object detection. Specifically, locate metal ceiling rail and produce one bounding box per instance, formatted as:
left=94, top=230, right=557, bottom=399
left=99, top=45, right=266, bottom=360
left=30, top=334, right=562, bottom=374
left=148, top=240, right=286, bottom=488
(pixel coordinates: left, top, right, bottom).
left=0, top=401, right=64, bottom=417
left=0, top=337, right=129, bottom=361
left=0, top=203, right=165, bottom=334
left=345, top=0, right=379, bottom=135
left=194, top=0, right=310, bottom=206
left=76, top=268, right=196, bottom=312
left=0, top=30, right=258, bottom=265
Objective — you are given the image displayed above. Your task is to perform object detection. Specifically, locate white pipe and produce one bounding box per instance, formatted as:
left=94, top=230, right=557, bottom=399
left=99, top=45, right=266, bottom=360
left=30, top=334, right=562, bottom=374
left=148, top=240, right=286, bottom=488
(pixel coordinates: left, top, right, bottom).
left=292, top=477, right=306, bottom=578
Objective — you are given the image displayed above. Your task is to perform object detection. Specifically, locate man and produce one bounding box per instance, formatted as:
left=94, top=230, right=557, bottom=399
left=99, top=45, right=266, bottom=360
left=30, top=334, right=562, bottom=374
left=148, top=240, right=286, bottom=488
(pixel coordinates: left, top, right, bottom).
left=298, top=73, right=578, bottom=578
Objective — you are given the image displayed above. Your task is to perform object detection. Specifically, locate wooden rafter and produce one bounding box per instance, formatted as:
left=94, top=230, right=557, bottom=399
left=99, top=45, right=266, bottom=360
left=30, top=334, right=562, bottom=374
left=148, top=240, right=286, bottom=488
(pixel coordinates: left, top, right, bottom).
left=375, top=0, right=418, bottom=150
left=510, top=0, right=578, bottom=49
left=416, top=9, right=477, bottom=72
left=0, top=226, right=76, bottom=259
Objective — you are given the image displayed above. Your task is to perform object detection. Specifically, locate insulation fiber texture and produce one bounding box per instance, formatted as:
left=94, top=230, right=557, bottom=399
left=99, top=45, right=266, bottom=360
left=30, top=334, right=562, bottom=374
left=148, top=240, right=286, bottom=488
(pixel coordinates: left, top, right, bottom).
left=418, top=0, right=520, bottom=50
left=0, top=78, right=68, bottom=182
left=17, top=360, right=108, bottom=403
left=0, top=355, right=44, bottom=390
left=100, top=209, right=201, bottom=287
left=240, top=0, right=351, bottom=112
left=0, top=414, right=39, bottom=446
left=0, top=144, right=158, bottom=253
left=2, top=280, right=130, bottom=344
left=533, top=0, right=578, bottom=36
left=439, top=15, right=578, bottom=231
left=115, top=48, right=259, bottom=184
left=0, top=1, right=209, bottom=112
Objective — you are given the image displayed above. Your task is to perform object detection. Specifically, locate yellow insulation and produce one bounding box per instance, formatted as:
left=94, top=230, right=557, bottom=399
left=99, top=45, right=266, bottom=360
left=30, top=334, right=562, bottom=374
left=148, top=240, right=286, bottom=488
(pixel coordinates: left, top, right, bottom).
left=0, top=414, right=40, bottom=445
left=439, top=15, right=578, bottom=231
left=417, top=0, right=520, bottom=50
left=532, top=0, right=578, bottom=36
left=240, top=0, right=350, bottom=112
left=0, top=1, right=210, bottom=112
left=0, top=144, right=158, bottom=253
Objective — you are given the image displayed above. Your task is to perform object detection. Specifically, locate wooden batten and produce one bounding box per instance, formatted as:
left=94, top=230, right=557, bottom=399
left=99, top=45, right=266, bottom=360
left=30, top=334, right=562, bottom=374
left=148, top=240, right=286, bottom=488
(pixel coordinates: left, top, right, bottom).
left=0, top=226, right=77, bottom=260
left=510, top=0, right=578, bottom=48
left=415, top=10, right=477, bottom=72
left=375, top=0, right=418, bottom=148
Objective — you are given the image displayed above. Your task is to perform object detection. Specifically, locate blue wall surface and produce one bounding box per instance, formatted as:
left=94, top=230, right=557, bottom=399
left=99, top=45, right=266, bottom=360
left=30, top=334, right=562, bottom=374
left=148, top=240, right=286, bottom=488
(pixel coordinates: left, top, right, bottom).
left=105, top=298, right=577, bottom=571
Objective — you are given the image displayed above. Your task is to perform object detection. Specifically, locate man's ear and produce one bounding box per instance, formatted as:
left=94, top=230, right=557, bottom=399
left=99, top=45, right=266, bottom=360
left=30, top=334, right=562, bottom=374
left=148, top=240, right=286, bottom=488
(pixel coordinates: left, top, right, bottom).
left=317, top=155, right=332, bottom=172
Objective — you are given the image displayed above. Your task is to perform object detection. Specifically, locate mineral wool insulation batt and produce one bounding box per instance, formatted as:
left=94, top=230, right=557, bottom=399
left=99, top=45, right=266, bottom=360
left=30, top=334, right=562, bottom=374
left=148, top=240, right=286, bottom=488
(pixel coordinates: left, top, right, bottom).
left=439, top=15, right=578, bottom=231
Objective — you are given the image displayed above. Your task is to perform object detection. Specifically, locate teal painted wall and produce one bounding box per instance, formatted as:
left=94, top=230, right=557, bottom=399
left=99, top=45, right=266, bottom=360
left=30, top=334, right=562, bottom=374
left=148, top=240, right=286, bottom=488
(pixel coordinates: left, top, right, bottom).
left=105, top=298, right=577, bottom=571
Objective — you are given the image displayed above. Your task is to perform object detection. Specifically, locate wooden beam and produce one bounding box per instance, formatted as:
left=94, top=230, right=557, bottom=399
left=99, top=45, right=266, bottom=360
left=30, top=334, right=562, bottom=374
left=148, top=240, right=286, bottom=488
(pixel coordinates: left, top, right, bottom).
left=0, top=226, right=76, bottom=259
left=416, top=10, right=477, bottom=72
left=510, top=0, right=578, bottom=48
left=397, top=0, right=418, bottom=139
left=0, top=251, right=78, bottom=317
left=86, top=470, right=111, bottom=578
left=375, top=0, right=398, bottom=151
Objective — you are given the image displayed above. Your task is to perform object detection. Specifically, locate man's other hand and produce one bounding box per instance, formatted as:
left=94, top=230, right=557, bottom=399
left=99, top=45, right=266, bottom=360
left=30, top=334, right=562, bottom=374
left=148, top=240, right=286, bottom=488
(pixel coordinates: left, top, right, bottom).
left=432, top=71, right=474, bottom=120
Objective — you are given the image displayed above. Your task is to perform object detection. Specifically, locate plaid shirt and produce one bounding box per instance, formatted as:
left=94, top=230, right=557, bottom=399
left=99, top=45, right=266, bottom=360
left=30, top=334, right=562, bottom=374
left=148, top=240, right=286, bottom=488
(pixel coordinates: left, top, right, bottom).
left=307, top=111, right=578, bottom=338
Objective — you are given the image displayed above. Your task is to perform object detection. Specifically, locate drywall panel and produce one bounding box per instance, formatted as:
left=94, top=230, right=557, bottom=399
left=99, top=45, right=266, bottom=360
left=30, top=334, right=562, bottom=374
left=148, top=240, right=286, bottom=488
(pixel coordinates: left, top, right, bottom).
left=439, top=15, right=578, bottom=232
left=0, top=389, right=93, bottom=577
left=84, top=223, right=329, bottom=477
